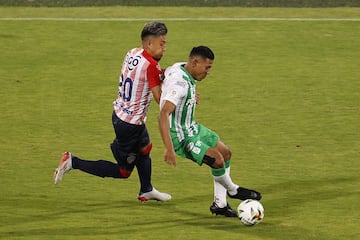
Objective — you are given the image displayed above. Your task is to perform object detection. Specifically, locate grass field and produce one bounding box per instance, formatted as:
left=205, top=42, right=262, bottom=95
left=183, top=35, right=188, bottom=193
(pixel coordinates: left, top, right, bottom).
left=0, top=7, right=359, bottom=240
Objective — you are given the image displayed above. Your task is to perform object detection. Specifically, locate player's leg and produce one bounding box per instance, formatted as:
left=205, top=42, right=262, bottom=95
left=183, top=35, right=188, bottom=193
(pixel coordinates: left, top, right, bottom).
left=135, top=127, right=171, bottom=202
left=53, top=112, right=134, bottom=185
left=134, top=128, right=153, bottom=194
left=189, top=125, right=233, bottom=209
left=213, top=139, right=262, bottom=201
left=201, top=147, right=237, bottom=217
left=136, top=143, right=171, bottom=202
left=135, top=149, right=152, bottom=195
left=196, top=125, right=261, bottom=213
left=54, top=148, right=132, bottom=185
left=177, top=125, right=237, bottom=217
left=109, top=138, right=135, bottom=177
left=72, top=151, right=133, bottom=178
left=214, top=139, right=232, bottom=161
left=53, top=149, right=131, bottom=185
left=211, top=140, right=239, bottom=196
left=112, top=112, right=170, bottom=201
left=205, top=145, right=262, bottom=215
left=61, top=113, right=138, bottom=179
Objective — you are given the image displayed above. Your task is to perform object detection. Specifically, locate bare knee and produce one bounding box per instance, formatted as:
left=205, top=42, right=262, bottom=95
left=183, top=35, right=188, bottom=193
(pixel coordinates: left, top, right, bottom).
left=213, top=158, right=225, bottom=168
left=203, top=149, right=225, bottom=168
left=223, top=148, right=232, bottom=161
left=216, top=141, right=232, bottom=161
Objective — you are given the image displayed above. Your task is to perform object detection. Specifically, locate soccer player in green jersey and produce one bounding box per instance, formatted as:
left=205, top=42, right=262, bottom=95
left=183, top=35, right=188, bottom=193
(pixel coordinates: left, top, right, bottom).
left=158, top=46, right=262, bottom=217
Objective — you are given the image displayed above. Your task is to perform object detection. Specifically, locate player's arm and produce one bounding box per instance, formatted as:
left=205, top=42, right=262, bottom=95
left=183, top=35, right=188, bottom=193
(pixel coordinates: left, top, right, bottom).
left=158, top=101, right=177, bottom=167
left=147, top=64, right=163, bottom=104
left=151, top=85, right=161, bottom=104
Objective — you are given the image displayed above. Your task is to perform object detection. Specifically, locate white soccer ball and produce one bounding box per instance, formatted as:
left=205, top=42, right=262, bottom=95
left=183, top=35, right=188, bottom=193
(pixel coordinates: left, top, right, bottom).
left=237, top=199, right=264, bottom=226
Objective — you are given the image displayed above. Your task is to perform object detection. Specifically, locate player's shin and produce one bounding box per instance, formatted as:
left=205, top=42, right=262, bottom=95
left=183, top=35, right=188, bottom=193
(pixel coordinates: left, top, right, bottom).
left=72, top=156, right=127, bottom=178
left=136, top=143, right=154, bottom=193
left=213, top=179, right=227, bottom=208
left=135, top=154, right=153, bottom=193
left=212, top=163, right=239, bottom=196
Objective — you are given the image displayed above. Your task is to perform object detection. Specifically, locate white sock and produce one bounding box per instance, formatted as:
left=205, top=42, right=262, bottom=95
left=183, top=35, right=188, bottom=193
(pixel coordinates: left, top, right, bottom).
left=213, top=179, right=227, bottom=208
left=214, top=167, right=239, bottom=196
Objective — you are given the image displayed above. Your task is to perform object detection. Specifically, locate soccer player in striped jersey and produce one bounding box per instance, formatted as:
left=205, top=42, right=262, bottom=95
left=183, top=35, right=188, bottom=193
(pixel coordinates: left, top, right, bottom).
left=158, top=46, right=262, bottom=216
left=54, top=22, right=171, bottom=202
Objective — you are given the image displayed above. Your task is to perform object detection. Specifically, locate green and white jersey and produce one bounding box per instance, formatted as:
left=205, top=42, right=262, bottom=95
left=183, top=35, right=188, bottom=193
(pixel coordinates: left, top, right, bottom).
left=160, top=62, right=198, bottom=143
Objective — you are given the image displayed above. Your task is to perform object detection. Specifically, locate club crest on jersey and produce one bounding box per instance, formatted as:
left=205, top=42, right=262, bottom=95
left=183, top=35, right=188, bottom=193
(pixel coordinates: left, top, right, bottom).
left=171, top=90, right=177, bottom=96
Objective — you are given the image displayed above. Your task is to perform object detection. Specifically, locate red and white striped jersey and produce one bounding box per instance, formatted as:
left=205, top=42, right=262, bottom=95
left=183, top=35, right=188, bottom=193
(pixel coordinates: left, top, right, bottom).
left=113, top=48, right=162, bottom=125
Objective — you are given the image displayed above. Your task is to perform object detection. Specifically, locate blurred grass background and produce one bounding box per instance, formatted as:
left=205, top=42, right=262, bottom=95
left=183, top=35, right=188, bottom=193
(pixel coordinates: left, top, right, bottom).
left=0, top=0, right=359, bottom=7
left=0, top=6, right=359, bottom=240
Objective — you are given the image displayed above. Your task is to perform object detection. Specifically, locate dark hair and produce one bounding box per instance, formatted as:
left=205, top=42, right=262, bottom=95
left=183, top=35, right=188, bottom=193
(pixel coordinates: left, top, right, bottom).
left=141, top=22, right=168, bottom=40
left=189, top=46, right=215, bottom=60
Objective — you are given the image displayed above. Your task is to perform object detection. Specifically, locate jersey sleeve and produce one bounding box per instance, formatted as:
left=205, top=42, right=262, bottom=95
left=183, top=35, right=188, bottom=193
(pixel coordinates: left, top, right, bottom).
left=147, top=63, right=162, bottom=89
left=162, top=76, right=187, bottom=106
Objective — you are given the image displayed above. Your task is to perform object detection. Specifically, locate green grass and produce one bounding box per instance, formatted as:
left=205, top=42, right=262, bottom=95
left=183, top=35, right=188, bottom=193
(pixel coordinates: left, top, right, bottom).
left=0, top=0, right=359, bottom=7
left=0, top=7, right=359, bottom=240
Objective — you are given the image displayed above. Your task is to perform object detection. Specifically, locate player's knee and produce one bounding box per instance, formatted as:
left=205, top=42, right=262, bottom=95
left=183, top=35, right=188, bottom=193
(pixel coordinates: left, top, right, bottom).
left=217, top=141, right=232, bottom=161
left=119, top=167, right=132, bottom=178
left=223, top=148, right=232, bottom=161
left=140, top=142, right=152, bottom=156
left=203, top=154, right=224, bottom=169
left=111, top=139, right=136, bottom=162
left=110, top=139, right=137, bottom=177
left=213, top=159, right=225, bottom=168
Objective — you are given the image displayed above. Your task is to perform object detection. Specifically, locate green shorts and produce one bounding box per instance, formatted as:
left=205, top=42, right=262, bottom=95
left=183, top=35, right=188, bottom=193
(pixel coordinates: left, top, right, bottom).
left=172, top=124, right=219, bottom=166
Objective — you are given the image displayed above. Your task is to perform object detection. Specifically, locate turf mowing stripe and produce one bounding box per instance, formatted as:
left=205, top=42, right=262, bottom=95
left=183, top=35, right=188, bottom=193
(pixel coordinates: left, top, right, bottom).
left=1, top=17, right=360, bottom=21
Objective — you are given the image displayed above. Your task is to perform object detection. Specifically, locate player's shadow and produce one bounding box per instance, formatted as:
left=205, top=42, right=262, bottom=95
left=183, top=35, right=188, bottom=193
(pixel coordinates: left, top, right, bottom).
left=7, top=176, right=357, bottom=239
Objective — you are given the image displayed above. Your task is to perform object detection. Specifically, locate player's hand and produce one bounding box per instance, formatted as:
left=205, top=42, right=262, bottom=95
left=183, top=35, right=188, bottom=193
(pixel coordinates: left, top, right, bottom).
left=164, top=149, right=177, bottom=167
left=195, top=92, right=200, bottom=104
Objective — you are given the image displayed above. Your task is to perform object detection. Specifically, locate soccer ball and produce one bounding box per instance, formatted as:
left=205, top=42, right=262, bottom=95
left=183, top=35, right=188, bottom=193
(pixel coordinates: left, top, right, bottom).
left=237, top=199, right=264, bottom=226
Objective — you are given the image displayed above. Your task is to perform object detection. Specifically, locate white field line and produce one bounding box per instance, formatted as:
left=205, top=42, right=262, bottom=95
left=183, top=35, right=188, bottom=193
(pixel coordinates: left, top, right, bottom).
left=0, top=17, right=360, bottom=21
